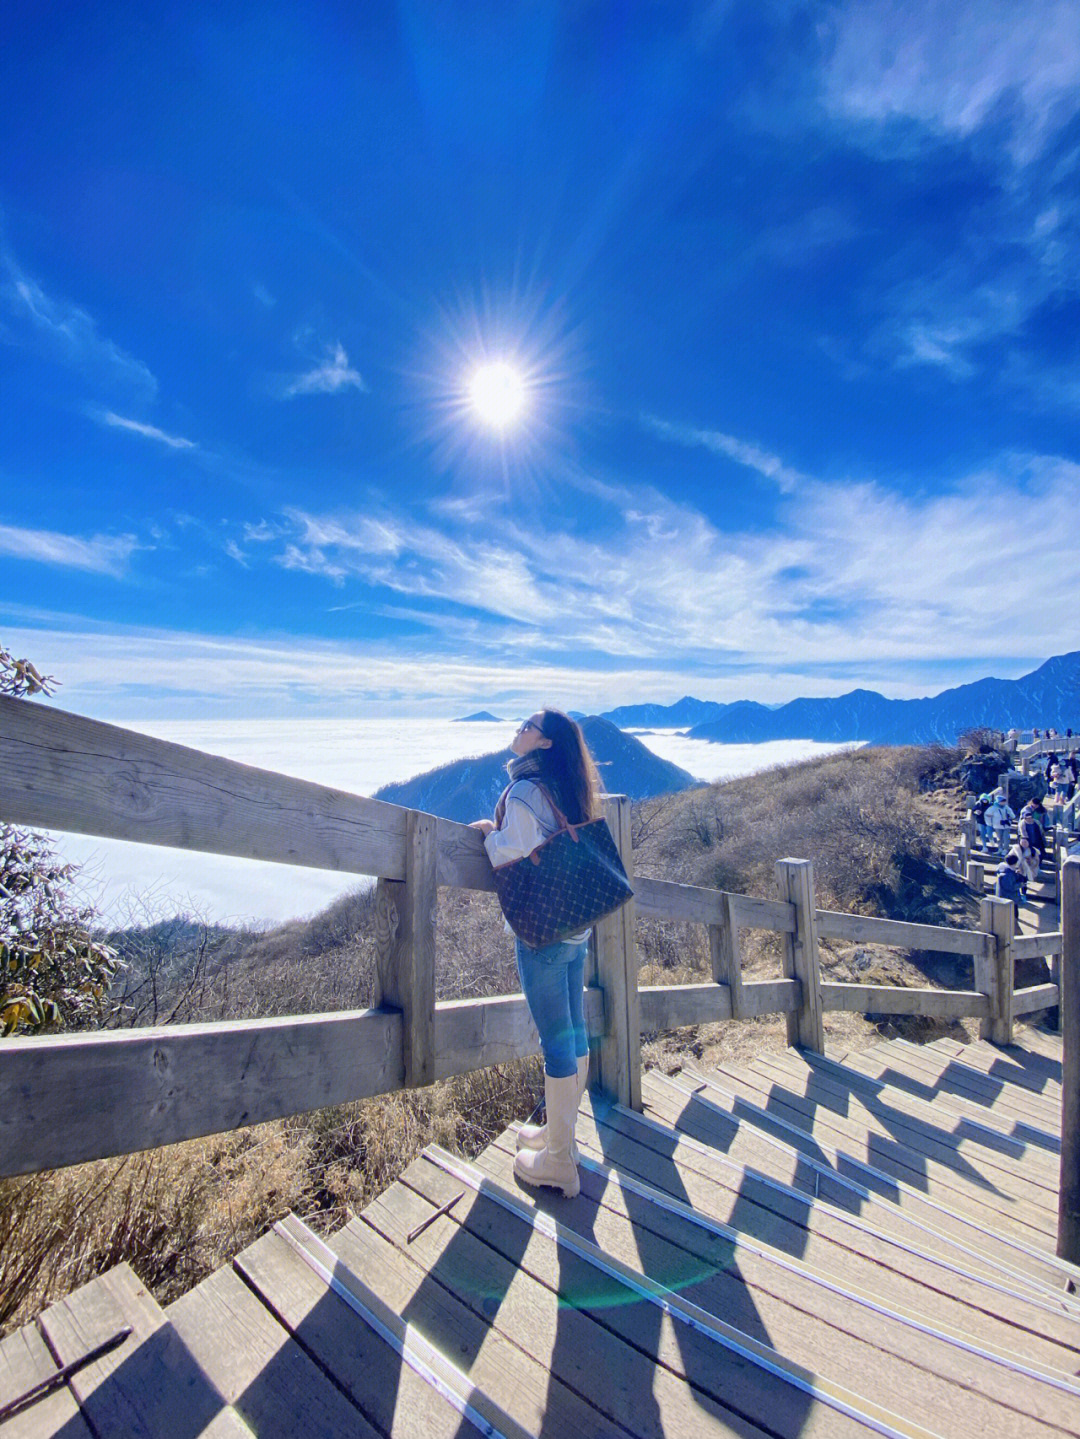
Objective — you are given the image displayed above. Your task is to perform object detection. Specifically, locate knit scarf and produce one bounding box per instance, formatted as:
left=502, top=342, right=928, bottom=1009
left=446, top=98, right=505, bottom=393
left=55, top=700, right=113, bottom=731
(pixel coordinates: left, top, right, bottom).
left=493, top=753, right=545, bottom=829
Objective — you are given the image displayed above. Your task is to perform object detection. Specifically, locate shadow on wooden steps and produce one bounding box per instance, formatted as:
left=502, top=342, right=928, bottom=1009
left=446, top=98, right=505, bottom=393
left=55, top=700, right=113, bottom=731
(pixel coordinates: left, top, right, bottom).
left=2, top=1034, right=1078, bottom=1438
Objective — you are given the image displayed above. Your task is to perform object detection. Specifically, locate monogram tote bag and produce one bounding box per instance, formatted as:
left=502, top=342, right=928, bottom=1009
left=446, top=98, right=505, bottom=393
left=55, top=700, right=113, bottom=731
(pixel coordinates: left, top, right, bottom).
left=490, top=788, right=633, bottom=948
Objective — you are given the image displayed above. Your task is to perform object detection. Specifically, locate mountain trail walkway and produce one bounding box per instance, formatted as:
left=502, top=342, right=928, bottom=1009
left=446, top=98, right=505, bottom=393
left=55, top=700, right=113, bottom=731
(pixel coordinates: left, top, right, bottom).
left=2, top=1027, right=1076, bottom=1438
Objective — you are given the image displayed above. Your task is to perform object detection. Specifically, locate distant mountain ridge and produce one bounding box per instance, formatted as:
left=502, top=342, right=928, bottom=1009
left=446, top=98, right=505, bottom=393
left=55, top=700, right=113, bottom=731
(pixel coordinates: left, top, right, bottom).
left=602, top=652, right=1080, bottom=746
left=374, top=716, right=698, bottom=822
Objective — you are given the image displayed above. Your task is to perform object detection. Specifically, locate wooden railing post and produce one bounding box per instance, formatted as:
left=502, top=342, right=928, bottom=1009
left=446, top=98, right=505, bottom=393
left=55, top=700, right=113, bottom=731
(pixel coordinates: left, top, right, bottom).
left=1059, top=858, right=1080, bottom=1262
left=776, top=858, right=824, bottom=1053
left=374, top=809, right=437, bottom=1088
left=976, top=896, right=1014, bottom=1045
left=709, top=892, right=744, bottom=1018
left=965, top=860, right=984, bottom=893
left=594, top=795, right=640, bottom=1110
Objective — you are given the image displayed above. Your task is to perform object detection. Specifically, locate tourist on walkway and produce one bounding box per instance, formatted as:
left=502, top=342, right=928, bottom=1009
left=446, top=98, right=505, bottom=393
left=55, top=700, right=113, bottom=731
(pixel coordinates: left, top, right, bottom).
left=1018, top=800, right=1046, bottom=866
left=984, top=793, right=1014, bottom=856
left=994, top=854, right=1024, bottom=917
left=471, top=707, right=602, bottom=1199
left=973, top=793, right=992, bottom=850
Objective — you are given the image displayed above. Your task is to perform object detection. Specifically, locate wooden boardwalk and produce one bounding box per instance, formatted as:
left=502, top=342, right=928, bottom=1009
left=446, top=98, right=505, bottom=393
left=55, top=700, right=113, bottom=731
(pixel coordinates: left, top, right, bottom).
left=3, top=1030, right=1078, bottom=1438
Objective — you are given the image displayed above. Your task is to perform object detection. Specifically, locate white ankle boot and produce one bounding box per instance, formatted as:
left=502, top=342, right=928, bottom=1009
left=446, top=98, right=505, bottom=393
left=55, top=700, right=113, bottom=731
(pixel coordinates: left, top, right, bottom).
left=514, top=1072, right=582, bottom=1197
left=517, top=1055, right=589, bottom=1159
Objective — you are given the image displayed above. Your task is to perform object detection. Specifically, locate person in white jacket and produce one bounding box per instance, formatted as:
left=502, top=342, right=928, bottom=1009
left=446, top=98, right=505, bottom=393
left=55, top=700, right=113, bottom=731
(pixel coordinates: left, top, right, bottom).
left=471, top=708, right=602, bottom=1198
left=984, top=794, right=1015, bottom=856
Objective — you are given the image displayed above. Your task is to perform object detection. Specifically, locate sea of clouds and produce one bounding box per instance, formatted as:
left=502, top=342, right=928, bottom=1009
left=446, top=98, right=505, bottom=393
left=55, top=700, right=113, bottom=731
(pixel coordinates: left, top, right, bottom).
left=52, top=718, right=856, bottom=927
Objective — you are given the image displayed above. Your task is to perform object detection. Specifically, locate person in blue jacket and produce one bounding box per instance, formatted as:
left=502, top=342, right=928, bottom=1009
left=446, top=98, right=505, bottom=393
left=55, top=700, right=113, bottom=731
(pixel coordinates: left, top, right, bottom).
left=994, top=853, right=1024, bottom=918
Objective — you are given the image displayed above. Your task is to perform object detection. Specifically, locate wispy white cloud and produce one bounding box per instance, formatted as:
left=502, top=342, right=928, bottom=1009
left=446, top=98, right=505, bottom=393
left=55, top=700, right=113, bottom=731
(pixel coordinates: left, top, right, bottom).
left=642, top=415, right=807, bottom=492
left=0, top=250, right=157, bottom=400
left=234, top=440, right=1078, bottom=679
left=0, top=522, right=137, bottom=577
left=97, top=411, right=196, bottom=449
left=820, top=0, right=1080, bottom=163
left=252, top=282, right=276, bottom=308
left=282, top=342, right=366, bottom=397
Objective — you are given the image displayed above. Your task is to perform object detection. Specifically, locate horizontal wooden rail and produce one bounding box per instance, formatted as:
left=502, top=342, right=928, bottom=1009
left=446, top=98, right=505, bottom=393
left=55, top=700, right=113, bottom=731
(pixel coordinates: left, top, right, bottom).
left=819, top=981, right=990, bottom=1019
left=1013, top=984, right=1060, bottom=1016
left=0, top=696, right=494, bottom=891
left=1013, top=933, right=1063, bottom=961
left=634, top=875, right=795, bottom=933
left=639, top=978, right=799, bottom=1031
left=0, top=989, right=607, bottom=1179
left=815, top=908, right=993, bottom=958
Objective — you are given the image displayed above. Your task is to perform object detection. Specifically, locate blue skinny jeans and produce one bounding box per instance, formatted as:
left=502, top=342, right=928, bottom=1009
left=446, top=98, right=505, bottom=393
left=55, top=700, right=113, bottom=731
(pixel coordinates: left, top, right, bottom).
left=515, top=937, right=589, bottom=1078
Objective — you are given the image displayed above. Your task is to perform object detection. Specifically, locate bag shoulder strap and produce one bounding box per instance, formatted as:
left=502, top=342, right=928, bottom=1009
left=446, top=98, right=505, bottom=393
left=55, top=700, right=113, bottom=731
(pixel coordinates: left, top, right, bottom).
left=527, top=780, right=574, bottom=834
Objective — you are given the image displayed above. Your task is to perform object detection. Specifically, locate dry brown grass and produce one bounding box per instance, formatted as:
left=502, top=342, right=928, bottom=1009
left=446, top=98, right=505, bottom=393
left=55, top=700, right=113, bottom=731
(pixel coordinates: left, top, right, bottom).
left=3, top=741, right=971, bottom=1336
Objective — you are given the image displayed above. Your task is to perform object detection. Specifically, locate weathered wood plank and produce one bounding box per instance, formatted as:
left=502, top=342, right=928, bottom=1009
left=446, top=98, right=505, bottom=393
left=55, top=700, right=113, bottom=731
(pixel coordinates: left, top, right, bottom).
left=0, top=695, right=409, bottom=878
left=0, top=1009, right=402, bottom=1177
left=0, top=989, right=611, bottom=1178
left=820, top=982, right=990, bottom=1018
left=633, top=873, right=722, bottom=923
left=330, top=1207, right=620, bottom=1439
left=397, top=1155, right=867, bottom=1439
left=815, top=907, right=993, bottom=958
left=365, top=1171, right=782, bottom=1439
left=36, top=1263, right=248, bottom=1438
left=633, top=876, right=796, bottom=933
left=777, top=859, right=824, bottom=1052
left=639, top=978, right=800, bottom=1032
left=759, top=1050, right=1057, bottom=1172
left=978, top=897, right=1016, bottom=1043
left=0, top=1322, right=94, bottom=1438
left=690, top=1067, right=1057, bottom=1243
left=738, top=1056, right=1058, bottom=1199
left=432, top=988, right=605, bottom=1078
left=1013, top=984, right=1061, bottom=1016
left=643, top=1073, right=1070, bottom=1294
left=709, top=891, right=743, bottom=1016
left=552, top=1102, right=1080, bottom=1364
left=1014, top=933, right=1063, bottom=961
left=729, top=892, right=798, bottom=934
left=1061, top=888, right=1080, bottom=1151
left=594, top=795, right=640, bottom=1109
left=476, top=1133, right=1080, bottom=1435
left=641, top=981, right=733, bottom=1029
left=867, top=1042, right=1062, bottom=1130
left=166, top=1264, right=381, bottom=1437
left=622, top=1079, right=1077, bottom=1314
left=375, top=810, right=437, bottom=1087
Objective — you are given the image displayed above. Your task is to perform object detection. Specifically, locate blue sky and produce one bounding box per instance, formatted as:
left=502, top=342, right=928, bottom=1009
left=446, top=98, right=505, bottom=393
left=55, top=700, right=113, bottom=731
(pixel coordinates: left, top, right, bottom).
left=3, top=0, right=1080, bottom=721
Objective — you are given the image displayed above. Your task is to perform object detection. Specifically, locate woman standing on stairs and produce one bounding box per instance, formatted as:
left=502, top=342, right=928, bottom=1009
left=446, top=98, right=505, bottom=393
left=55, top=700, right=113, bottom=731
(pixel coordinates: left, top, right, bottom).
left=470, top=708, right=601, bottom=1198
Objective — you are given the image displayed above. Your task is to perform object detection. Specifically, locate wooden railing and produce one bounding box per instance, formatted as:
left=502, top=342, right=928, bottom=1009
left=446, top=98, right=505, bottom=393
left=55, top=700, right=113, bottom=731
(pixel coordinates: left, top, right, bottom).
left=0, top=696, right=1069, bottom=1184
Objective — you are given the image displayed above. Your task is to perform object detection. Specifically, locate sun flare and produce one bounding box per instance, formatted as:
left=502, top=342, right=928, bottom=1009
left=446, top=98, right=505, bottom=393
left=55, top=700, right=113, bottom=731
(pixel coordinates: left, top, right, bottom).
left=467, top=361, right=527, bottom=429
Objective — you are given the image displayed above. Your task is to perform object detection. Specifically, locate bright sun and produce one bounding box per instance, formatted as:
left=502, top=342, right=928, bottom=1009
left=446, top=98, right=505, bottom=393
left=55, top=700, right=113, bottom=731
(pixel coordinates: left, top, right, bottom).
left=467, top=361, right=527, bottom=429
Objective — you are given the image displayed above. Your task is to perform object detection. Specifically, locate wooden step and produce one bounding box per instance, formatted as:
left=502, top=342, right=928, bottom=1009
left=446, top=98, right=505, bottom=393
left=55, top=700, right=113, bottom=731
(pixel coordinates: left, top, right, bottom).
left=33, top=1263, right=249, bottom=1438
left=925, top=1037, right=1063, bottom=1099
left=342, top=1147, right=917, bottom=1438
left=0, top=1321, right=93, bottom=1438
left=829, top=1041, right=1061, bottom=1136
left=473, top=1128, right=1080, bottom=1438
left=774, top=1046, right=1060, bottom=1157
left=729, top=1053, right=1059, bottom=1202
left=673, top=1067, right=1058, bottom=1251
left=573, top=1090, right=1080, bottom=1350
left=639, top=1072, right=1076, bottom=1298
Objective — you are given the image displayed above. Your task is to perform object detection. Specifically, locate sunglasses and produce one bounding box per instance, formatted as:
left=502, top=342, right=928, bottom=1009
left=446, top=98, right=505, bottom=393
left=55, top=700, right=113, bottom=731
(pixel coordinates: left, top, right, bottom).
left=517, top=720, right=542, bottom=735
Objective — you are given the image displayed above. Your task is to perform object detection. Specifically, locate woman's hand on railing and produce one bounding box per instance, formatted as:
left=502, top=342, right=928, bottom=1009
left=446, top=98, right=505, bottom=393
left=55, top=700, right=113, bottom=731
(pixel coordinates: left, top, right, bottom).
left=470, top=819, right=495, bottom=836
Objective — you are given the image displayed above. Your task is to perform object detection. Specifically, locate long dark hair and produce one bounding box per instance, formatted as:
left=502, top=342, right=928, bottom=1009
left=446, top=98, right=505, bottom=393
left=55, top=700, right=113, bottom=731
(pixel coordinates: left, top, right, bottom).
left=535, top=708, right=601, bottom=824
